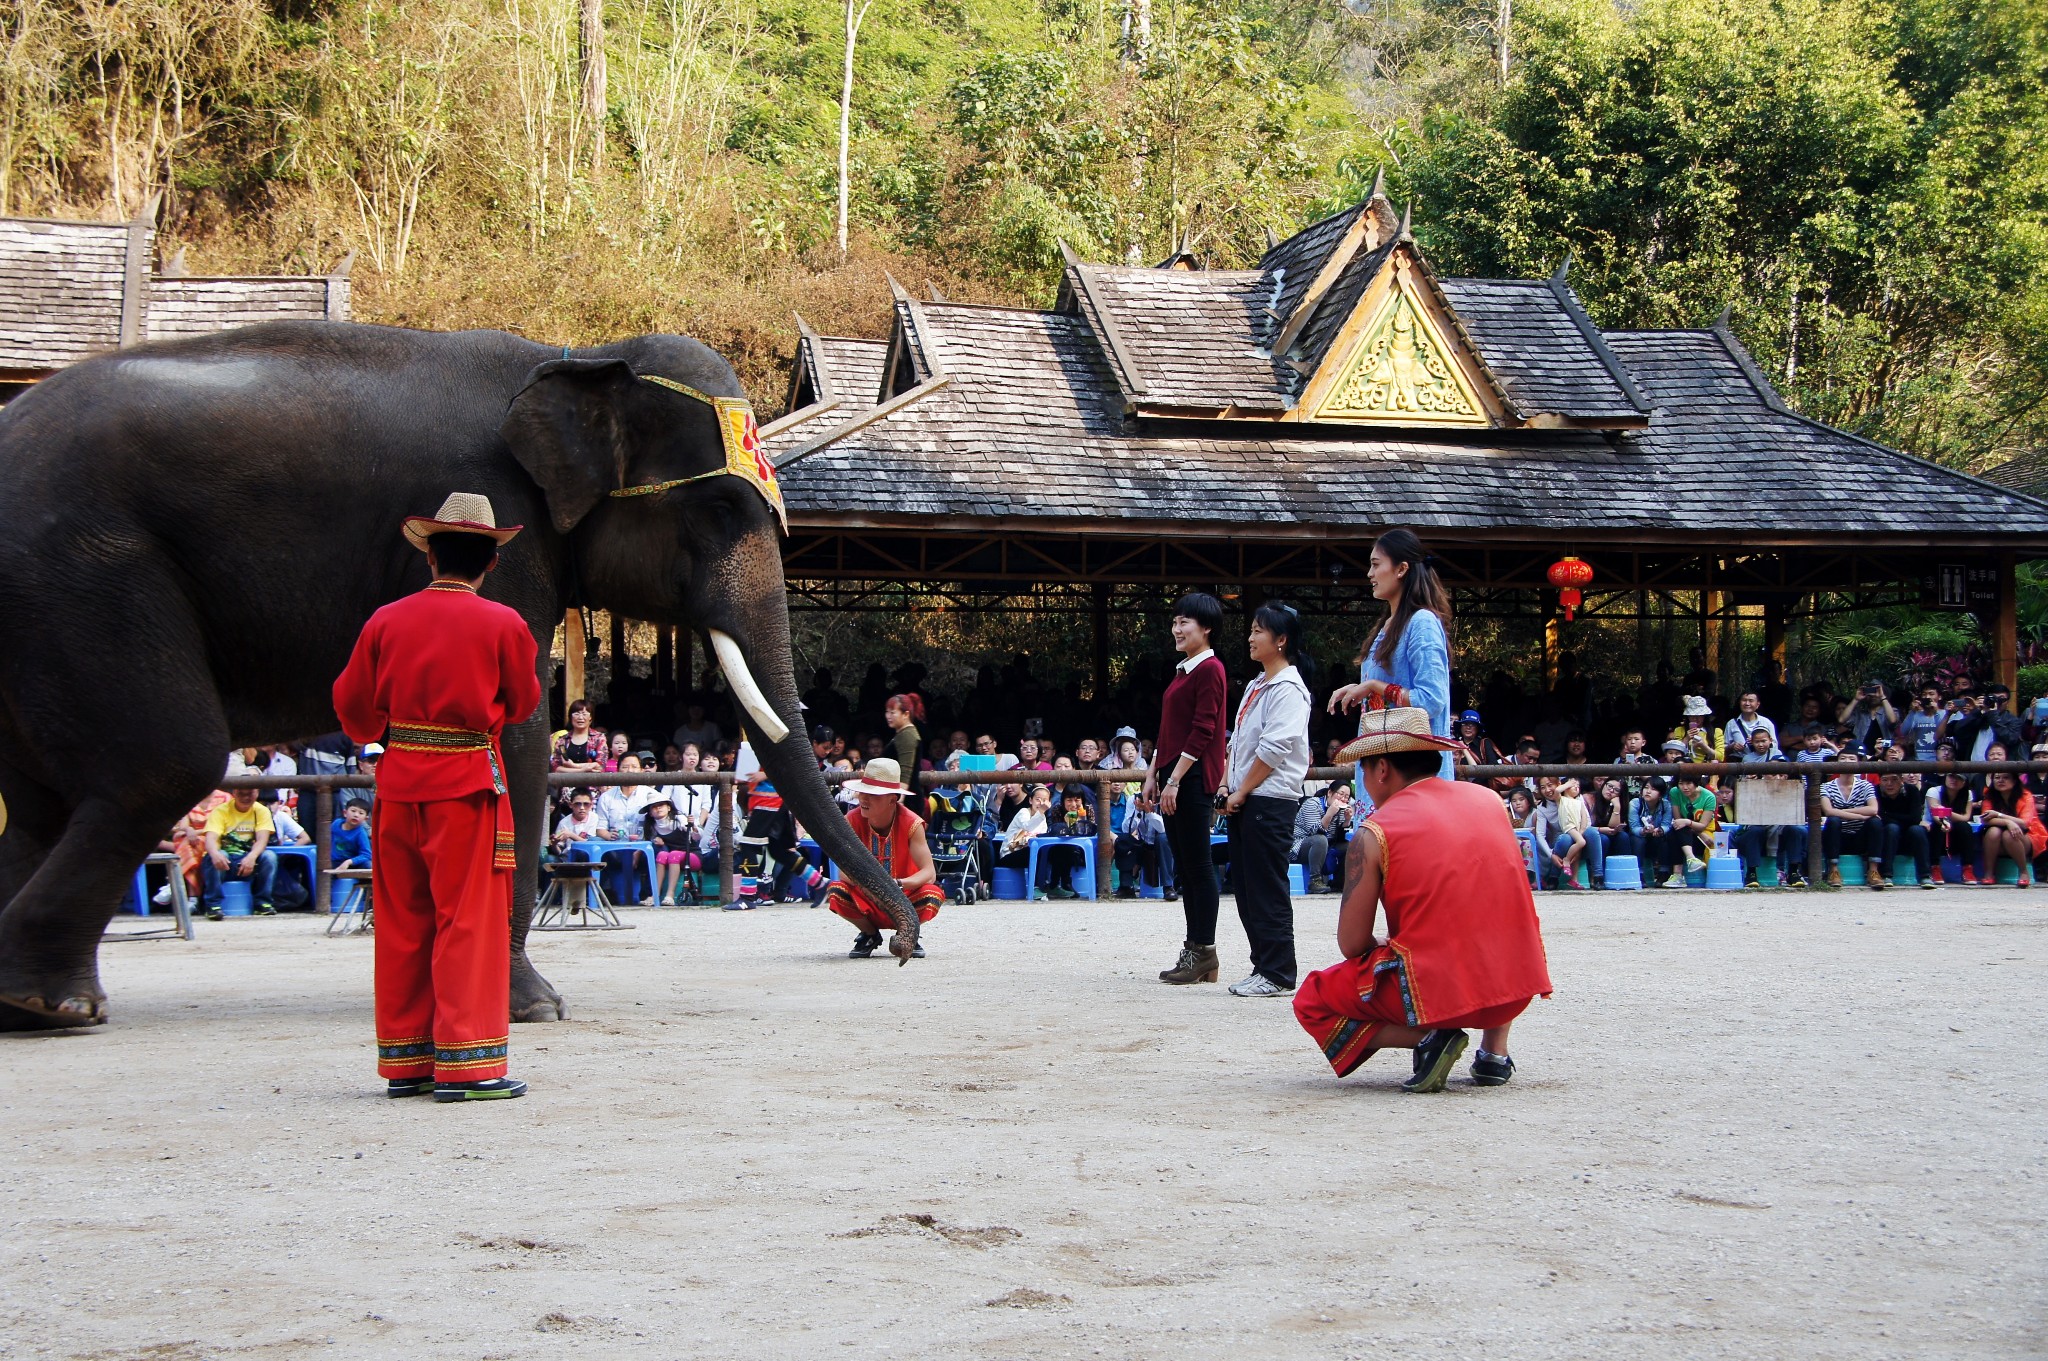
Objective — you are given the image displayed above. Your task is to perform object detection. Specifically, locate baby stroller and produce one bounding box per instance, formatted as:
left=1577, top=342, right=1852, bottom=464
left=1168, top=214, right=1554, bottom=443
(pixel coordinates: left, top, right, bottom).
left=927, top=786, right=986, bottom=904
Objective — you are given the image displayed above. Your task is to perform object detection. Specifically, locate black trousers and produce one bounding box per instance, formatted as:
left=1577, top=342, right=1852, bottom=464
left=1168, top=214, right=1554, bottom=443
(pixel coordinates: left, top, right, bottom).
left=1227, top=795, right=1298, bottom=988
left=1167, top=786, right=1220, bottom=947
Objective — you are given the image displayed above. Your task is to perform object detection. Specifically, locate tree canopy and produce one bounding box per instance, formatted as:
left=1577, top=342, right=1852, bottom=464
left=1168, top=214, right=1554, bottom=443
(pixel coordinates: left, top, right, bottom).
left=2, top=0, right=2042, bottom=465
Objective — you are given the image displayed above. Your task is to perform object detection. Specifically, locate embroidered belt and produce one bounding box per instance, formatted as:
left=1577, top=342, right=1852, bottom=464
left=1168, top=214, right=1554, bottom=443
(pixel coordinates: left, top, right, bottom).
left=388, top=722, right=507, bottom=794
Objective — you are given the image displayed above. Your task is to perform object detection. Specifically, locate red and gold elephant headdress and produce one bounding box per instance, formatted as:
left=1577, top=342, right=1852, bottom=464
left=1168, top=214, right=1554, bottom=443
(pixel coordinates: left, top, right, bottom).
left=609, top=373, right=785, bottom=532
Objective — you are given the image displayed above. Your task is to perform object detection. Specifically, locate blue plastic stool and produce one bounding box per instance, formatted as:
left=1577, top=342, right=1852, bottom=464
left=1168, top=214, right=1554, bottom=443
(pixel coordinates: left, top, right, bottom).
left=1940, top=856, right=1963, bottom=883
left=1704, top=855, right=1744, bottom=890
left=1604, top=855, right=1641, bottom=890
left=1025, top=838, right=1097, bottom=900
left=992, top=868, right=1027, bottom=900
left=218, top=881, right=253, bottom=916
left=1838, top=855, right=1866, bottom=885
left=1994, top=860, right=2021, bottom=885
left=1891, top=855, right=1919, bottom=887
left=1287, top=863, right=1308, bottom=895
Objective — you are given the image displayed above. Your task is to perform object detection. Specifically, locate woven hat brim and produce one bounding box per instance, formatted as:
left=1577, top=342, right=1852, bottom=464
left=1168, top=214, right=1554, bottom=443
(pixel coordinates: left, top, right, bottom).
left=847, top=780, right=907, bottom=798
left=1335, top=731, right=1466, bottom=764
left=403, top=517, right=523, bottom=551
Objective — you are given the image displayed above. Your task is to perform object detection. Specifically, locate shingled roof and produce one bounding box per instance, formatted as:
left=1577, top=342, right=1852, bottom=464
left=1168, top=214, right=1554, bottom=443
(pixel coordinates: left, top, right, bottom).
left=0, top=202, right=347, bottom=384
left=767, top=280, right=2048, bottom=549
left=785, top=317, right=887, bottom=412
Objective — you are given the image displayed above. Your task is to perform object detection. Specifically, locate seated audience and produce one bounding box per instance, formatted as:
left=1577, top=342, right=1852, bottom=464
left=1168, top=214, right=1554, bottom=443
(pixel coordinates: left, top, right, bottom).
left=202, top=787, right=278, bottom=918
left=330, top=799, right=373, bottom=868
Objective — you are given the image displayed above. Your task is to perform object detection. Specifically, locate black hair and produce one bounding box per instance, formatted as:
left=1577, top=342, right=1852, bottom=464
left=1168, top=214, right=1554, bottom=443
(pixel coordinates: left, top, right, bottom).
left=1367, top=528, right=1454, bottom=669
left=1251, top=601, right=1316, bottom=685
left=1640, top=776, right=1667, bottom=797
left=1383, top=747, right=1444, bottom=780
left=343, top=798, right=370, bottom=814
left=1171, top=591, right=1224, bottom=643
left=427, top=530, right=499, bottom=579
left=810, top=724, right=836, bottom=744
left=570, top=786, right=595, bottom=802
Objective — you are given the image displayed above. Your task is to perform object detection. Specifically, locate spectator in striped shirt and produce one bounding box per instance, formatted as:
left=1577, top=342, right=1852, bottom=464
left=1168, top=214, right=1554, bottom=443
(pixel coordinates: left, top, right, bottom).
left=1820, top=754, right=1881, bottom=888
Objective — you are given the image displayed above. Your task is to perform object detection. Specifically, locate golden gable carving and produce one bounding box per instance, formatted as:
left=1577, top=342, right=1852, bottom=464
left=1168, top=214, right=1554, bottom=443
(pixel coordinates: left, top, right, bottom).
left=1314, top=286, right=1488, bottom=426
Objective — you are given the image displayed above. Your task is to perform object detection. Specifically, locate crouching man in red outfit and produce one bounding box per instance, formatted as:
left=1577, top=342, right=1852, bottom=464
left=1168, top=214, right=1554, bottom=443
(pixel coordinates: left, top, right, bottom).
left=1294, top=708, right=1552, bottom=1093
left=333, top=493, right=542, bottom=1101
left=824, top=757, right=943, bottom=960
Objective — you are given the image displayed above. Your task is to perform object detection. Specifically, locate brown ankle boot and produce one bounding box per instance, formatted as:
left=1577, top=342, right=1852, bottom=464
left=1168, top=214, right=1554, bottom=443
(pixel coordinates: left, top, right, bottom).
left=1160, top=943, right=1220, bottom=984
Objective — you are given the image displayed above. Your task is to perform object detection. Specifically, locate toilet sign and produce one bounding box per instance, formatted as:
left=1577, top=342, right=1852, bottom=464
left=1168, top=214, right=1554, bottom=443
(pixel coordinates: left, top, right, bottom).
left=1921, top=562, right=1999, bottom=614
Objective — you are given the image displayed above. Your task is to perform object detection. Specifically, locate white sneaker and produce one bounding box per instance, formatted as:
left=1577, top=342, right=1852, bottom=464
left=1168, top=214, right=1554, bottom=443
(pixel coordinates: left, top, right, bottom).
left=1227, top=973, right=1294, bottom=997
left=1683, top=850, right=1706, bottom=874
left=152, top=886, right=172, bottom=906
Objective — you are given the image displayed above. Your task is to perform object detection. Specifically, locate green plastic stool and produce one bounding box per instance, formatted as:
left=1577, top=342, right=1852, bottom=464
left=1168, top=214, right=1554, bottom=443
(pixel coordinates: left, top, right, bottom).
left=1891, top=855, right=1918, bottom=886
left=1994, top=860, right=2022, bottom=885
left=1838, top=855, right=1866, bottom=885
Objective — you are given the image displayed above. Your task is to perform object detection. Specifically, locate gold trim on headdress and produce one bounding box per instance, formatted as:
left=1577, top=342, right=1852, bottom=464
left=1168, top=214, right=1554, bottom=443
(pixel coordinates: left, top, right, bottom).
left=612, top=374, right=786, bottom=532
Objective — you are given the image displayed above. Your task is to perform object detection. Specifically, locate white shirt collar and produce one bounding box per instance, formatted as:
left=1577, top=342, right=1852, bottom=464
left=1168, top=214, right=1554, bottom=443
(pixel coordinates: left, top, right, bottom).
left=1177, top=647, right=1215, bottom=674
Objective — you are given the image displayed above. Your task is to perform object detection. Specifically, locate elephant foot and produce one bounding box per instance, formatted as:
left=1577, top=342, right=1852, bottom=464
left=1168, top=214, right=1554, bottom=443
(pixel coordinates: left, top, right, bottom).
left=0, top=985, right=108, bottom=1031
left=510, top=952, right=565, bottom=1023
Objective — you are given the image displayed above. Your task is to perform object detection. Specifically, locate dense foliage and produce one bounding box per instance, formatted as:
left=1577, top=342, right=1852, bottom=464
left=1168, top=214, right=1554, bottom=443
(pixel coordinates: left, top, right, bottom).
left=2, top=0, right=2043, bottom=464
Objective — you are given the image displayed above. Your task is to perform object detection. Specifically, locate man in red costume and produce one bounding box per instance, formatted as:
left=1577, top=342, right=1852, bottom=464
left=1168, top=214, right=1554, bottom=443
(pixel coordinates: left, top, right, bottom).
left=334, top=493, right=542, bottom=1101
left=1294, top=708, right=1552, bottom=1093
left=823, top=757, right=943, bottom=960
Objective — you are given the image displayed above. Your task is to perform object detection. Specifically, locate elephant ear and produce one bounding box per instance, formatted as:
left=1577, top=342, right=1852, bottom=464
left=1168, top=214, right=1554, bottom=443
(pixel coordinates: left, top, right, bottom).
left=501, top=357, right=639, bottom=534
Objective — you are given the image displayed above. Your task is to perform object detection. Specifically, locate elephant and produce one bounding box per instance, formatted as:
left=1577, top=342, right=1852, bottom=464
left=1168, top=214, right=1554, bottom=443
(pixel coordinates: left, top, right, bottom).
left=0, top=320, right=920, bottom=1031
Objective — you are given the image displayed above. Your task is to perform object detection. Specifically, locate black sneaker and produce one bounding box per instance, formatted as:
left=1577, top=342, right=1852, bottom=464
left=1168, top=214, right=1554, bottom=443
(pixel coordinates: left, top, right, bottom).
left=205, top=906, right=224, bottom=921
left=848, top=932, right=882, bottom=958
left=1470, top=1051, right=1515, bottom=1087
left=254, top=901, right=277, bottom=916
left=386, top=1075, right=437, bottom=1098
left=434, top=1077, right=527, bottom=1102
left=1402, top=1029, right=1469, bottom=1094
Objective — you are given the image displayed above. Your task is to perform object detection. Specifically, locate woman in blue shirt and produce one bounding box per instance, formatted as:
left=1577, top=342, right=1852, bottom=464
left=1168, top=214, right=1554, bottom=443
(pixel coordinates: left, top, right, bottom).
left=1329, top=528, right=1454, bottom=786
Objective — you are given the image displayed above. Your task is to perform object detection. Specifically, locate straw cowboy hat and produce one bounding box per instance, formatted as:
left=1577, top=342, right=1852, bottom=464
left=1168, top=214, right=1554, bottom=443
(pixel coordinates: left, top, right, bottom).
left=847, top=757, right=909, bottom=798
left=1682, top=694, right=1713, bottom=718
left=402, top=492, right=524, bottom=551
left=1335, top=707, right=1466, bottom=763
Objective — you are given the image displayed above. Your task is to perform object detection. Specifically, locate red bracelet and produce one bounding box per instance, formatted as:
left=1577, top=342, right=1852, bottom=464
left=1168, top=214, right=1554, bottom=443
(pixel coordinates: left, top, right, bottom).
left=1382, top=683, right=1406, bottom=709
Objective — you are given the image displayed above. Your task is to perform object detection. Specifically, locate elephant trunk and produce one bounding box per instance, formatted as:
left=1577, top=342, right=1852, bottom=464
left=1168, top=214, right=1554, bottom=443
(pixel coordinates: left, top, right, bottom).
left=706, top=549, right=920, bottom=962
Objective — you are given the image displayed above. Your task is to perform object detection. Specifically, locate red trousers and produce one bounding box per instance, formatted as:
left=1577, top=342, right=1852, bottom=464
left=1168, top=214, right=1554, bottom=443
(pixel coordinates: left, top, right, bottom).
left=825, top=880, right=943, bottom=933
left=372, top=792, right=510, bottom=1081
left=1294, top=955, right=1531, bottom=1078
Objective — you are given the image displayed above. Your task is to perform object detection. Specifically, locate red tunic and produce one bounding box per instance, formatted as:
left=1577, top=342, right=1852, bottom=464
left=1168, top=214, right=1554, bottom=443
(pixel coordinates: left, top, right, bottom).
left=1295, top=776, right=1551, bottom=1076
left=334, top=583, right=542, bottom=803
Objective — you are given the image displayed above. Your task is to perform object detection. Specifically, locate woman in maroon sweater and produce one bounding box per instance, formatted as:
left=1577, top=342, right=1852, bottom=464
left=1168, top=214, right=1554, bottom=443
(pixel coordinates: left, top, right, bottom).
left=1144, top=592, right=1230, bottom=984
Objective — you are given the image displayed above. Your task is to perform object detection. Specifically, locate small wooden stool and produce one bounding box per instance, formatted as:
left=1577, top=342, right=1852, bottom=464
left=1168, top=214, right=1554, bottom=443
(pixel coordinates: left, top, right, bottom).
left=534, top=861, right=630, bottom=930
left=326, top=868, right=374, bottom=937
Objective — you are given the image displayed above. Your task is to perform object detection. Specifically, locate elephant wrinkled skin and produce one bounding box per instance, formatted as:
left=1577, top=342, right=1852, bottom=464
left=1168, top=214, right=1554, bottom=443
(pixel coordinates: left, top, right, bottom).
left=0, top=321, right=920, bottom=1031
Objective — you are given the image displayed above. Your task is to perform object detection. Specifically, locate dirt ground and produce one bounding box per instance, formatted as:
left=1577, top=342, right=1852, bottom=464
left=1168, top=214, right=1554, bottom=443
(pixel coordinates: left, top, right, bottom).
left=3, top=887, right=2044, bottom=1360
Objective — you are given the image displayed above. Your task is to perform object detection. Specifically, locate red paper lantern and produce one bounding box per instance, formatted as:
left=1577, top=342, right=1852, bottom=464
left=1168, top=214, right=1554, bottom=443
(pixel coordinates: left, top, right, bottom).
left=1548, top=555, right=1594, bottom=621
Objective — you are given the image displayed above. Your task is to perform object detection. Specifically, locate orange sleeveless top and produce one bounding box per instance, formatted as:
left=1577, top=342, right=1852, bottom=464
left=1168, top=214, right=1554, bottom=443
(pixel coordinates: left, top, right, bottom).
left=1358, top=777, right=1553, bottom=1025
left=845, top=803, right=924, bottom=879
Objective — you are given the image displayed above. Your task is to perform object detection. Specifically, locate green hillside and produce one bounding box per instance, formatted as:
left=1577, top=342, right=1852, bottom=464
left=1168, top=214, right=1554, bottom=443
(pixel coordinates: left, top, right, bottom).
left=4, top=0, right=2044, bottom=462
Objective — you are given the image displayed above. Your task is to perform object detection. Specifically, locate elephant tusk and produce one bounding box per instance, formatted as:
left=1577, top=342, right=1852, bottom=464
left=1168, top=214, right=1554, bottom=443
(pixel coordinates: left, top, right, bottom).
left=0, top=789, right=7, bottom=837
left=708, top=630, right=791, bottom=745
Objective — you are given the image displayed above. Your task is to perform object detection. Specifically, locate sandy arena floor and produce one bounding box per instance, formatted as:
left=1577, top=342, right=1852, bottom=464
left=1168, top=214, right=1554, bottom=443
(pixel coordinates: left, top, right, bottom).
left=3, top=887, right=2044, bottom=1360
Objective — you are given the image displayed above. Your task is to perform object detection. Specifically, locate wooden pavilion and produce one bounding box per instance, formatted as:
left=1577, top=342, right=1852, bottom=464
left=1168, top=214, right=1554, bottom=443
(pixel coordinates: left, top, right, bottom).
left=0, top=196, right=350, bottom=401
left=761, top=185, right=2048, bottom=694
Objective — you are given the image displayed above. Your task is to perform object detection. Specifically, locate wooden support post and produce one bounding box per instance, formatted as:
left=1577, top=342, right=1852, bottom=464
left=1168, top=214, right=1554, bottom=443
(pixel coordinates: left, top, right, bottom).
left=1635, top=590, right=1651, bottom=691
left=314, top=786, right=334, bottom=910
left=717, top=774, right=736, bottom=905
left=679, top=627, right=695, bottom=694
left=563, top=610, right=586, bottom=706
left=1996, top=552, right=2018, bottom=695
left=1091, top=583, right=1110, bottom=701
left=1764, top=600, right=1788, bottom=676
left=654, top=624, right=673, bottom=693
left=1702, top=589, right=1724, bottom=682
left=609, top=611, right=627, bottom=692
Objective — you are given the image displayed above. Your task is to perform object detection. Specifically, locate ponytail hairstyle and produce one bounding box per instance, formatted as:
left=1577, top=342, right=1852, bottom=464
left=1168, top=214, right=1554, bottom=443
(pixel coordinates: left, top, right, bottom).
left=1366, top=527, right=1454, bottom=669
left=885, top=692, right=926, bottom=727
left=1251, top=601, right=1316, bottom=687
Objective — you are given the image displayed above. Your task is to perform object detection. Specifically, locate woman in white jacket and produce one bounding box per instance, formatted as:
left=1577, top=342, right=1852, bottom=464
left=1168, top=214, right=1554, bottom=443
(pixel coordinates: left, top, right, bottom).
left=1220, top=602, right=1315, bottom=997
